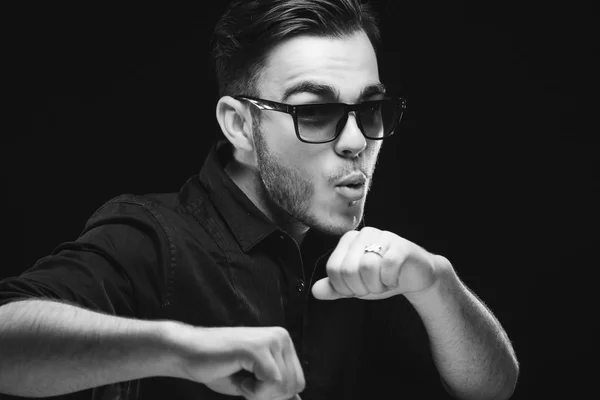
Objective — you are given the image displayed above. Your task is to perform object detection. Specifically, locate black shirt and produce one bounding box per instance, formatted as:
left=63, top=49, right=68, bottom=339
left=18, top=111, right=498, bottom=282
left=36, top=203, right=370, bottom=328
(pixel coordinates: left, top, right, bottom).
left=0, top=140, right=447, bottom=399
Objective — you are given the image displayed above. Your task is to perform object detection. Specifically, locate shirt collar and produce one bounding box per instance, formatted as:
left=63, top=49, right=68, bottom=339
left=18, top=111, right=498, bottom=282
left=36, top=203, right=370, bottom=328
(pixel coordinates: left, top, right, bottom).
left=194, top=139, right=364, bottom=254
left=197, top=140, right=278, bottom=252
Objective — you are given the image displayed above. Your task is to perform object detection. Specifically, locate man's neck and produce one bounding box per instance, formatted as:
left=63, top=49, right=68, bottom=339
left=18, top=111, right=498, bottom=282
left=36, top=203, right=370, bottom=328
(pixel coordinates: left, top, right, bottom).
left=224, top=159, right=309, bottom=246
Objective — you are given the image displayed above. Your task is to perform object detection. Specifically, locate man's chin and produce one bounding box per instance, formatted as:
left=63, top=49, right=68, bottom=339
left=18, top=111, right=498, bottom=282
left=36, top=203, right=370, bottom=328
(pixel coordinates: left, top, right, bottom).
left=306, top=208, right=364, bottom=237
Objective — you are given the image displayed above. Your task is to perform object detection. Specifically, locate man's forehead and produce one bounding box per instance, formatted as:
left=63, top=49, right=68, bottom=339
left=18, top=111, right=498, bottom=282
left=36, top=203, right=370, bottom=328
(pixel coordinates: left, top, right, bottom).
left=258, top=31, right=380, bottom=100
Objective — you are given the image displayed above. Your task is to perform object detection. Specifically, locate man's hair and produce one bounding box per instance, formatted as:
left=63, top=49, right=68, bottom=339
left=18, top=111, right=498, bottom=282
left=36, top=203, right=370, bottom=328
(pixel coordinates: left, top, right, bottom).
left=211, top=0, right=381, bottom=99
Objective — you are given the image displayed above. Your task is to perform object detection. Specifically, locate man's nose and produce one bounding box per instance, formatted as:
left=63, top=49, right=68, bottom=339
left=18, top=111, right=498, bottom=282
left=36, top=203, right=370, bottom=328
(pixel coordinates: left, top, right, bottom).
left=334, top=112, right=367, bottom=158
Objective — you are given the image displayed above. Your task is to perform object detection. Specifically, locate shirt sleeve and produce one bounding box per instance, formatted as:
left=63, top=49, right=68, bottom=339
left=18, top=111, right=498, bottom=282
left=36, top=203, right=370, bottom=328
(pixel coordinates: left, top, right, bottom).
left=0, top=196, right=173, bottom=319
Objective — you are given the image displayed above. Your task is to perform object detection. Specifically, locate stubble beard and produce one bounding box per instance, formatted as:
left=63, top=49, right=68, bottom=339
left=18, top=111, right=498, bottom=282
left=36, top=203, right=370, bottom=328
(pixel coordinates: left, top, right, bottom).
left=253, top=122, right=362, bottom=237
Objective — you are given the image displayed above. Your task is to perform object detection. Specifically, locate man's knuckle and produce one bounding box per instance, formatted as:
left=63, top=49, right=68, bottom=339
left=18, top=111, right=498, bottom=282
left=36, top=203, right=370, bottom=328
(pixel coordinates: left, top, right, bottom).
left=383, top=250, right=403, bottom=266
left=360, top=260, right=378, bottom=274
left=340, top=265, right=356, bottom=277
left=380, top=230, right=394, bottom=239
left=272, top=326, right=288, bottom=337
left=343, top=230, right=360, bottom=240
left=267, top=327, right=287, bottom=347
left=361, top=226, right=379, bottom=235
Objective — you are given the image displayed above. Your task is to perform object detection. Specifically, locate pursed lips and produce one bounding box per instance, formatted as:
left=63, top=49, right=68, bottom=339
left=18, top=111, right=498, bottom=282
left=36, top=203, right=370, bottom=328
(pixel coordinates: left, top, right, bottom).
left=334, top=173, right=367, bottom=201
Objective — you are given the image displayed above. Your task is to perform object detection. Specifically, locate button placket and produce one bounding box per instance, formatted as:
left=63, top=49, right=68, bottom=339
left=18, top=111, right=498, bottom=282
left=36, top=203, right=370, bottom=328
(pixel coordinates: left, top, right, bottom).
left=275, top=230, right=306, bottom=283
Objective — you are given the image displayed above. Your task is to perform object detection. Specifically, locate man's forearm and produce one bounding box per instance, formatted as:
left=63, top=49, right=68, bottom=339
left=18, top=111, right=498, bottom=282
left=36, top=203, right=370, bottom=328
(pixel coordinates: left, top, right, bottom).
left=0, top=299, right=180, bottom=397
left=404, top=259, right=519, bottom=400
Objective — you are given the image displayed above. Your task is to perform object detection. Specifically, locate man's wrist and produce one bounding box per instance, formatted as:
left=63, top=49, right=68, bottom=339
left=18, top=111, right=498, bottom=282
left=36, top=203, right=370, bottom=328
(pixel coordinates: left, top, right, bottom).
left=150, top=320, right=197, bottom=379
left=403, top=256, right=460, bottom=309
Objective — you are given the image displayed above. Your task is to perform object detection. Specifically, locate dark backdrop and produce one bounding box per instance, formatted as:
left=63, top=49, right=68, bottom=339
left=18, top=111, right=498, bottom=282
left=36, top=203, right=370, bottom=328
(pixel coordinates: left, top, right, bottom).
left=5, top=1, right=596, bottom=399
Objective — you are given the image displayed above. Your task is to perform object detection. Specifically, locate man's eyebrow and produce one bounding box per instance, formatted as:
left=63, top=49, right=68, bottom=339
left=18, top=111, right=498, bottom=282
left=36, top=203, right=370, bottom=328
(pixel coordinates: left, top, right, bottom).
left=359, top=83, right=387, bottom=99
left=281, top=81, right=387, bottom=103
left=281, top=81, right=339, bottom=102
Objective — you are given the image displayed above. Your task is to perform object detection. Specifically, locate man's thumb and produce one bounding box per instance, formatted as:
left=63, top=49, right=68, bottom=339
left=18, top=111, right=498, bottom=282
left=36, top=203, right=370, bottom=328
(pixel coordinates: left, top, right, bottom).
left=311, top=278, right=342, bottom=300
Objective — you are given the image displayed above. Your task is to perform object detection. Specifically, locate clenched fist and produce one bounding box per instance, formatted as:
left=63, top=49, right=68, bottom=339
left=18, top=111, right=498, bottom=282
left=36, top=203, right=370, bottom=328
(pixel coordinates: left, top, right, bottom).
left=312, top=227, right=445, bottom=300
left=168, top=324, right=304, bottom=399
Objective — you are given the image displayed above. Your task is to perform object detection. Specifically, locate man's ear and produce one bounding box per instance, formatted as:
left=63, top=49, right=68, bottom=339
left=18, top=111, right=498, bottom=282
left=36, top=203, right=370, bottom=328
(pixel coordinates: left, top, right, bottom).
left=216, top=96, right=254, bottom=152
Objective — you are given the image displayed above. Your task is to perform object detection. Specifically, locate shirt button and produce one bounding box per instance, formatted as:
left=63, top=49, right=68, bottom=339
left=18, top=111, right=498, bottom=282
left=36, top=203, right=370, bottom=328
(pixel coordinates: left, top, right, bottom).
left=297, top=280, right=305, bottom=292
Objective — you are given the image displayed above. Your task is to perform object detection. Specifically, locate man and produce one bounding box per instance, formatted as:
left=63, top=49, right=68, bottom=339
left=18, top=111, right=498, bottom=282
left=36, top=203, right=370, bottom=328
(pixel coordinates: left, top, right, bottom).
left=0, top=0, right=519, bottom=399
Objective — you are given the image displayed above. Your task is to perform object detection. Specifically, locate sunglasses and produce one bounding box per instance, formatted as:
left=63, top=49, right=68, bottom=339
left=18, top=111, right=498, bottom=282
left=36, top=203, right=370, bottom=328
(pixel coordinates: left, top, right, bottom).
left=235, top=96, right=407, bottom=144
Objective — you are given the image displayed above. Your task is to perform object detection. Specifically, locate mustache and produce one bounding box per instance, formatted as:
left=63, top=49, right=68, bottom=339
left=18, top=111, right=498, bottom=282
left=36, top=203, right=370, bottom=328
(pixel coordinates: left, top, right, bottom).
left=329, top=164, right=371, bottom=184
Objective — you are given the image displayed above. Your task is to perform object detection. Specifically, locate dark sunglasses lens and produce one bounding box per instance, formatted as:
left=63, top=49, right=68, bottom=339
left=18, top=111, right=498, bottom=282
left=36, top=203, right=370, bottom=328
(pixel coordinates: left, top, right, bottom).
left=296, top=100, right=403, bottom=142
left=296, top=103, right=345, bottom=142
left=359, top=100, right=400, bottom=139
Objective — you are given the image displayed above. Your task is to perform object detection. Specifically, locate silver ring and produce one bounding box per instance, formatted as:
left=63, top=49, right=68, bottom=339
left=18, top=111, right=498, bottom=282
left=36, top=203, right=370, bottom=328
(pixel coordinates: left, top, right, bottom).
left=364, top=243, right=383, bottom=257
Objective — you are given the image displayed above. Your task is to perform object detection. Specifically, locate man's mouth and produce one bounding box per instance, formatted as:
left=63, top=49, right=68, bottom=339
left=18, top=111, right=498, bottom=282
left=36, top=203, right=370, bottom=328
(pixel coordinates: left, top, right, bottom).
left=335, top=182, right=366, bottom=201
left=335, top=172, right=367, bottom=187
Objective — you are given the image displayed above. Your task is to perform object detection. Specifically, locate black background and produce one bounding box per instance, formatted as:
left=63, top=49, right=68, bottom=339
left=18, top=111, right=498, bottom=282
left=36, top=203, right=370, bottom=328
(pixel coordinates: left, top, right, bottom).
left=4, top=1, right=597, bottom=399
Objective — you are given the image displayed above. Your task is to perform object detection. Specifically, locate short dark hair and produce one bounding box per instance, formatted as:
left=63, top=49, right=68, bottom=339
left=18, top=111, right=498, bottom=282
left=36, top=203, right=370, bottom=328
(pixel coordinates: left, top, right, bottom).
left=211, top=0, right=381, bottom=99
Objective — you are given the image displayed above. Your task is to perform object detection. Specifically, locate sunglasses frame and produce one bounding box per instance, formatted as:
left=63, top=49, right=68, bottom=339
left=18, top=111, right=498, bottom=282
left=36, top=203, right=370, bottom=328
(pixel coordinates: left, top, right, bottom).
left=234, top=95, right=407, bottom=144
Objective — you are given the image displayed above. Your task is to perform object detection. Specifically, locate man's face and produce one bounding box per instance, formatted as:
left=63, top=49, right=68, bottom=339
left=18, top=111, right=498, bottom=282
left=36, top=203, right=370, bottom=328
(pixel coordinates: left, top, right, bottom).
left=253, top=30, right=384, bottom=236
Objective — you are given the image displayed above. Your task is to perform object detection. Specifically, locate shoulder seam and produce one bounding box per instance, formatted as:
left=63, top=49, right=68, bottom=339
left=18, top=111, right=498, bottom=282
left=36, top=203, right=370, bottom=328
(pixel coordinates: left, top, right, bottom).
left=95, top=194, right=177, bottom=308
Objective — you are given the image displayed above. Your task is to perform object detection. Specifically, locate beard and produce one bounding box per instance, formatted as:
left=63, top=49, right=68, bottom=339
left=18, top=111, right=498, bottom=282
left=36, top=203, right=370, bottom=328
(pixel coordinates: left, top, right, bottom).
left=253, top=121, right=373, bottom=237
